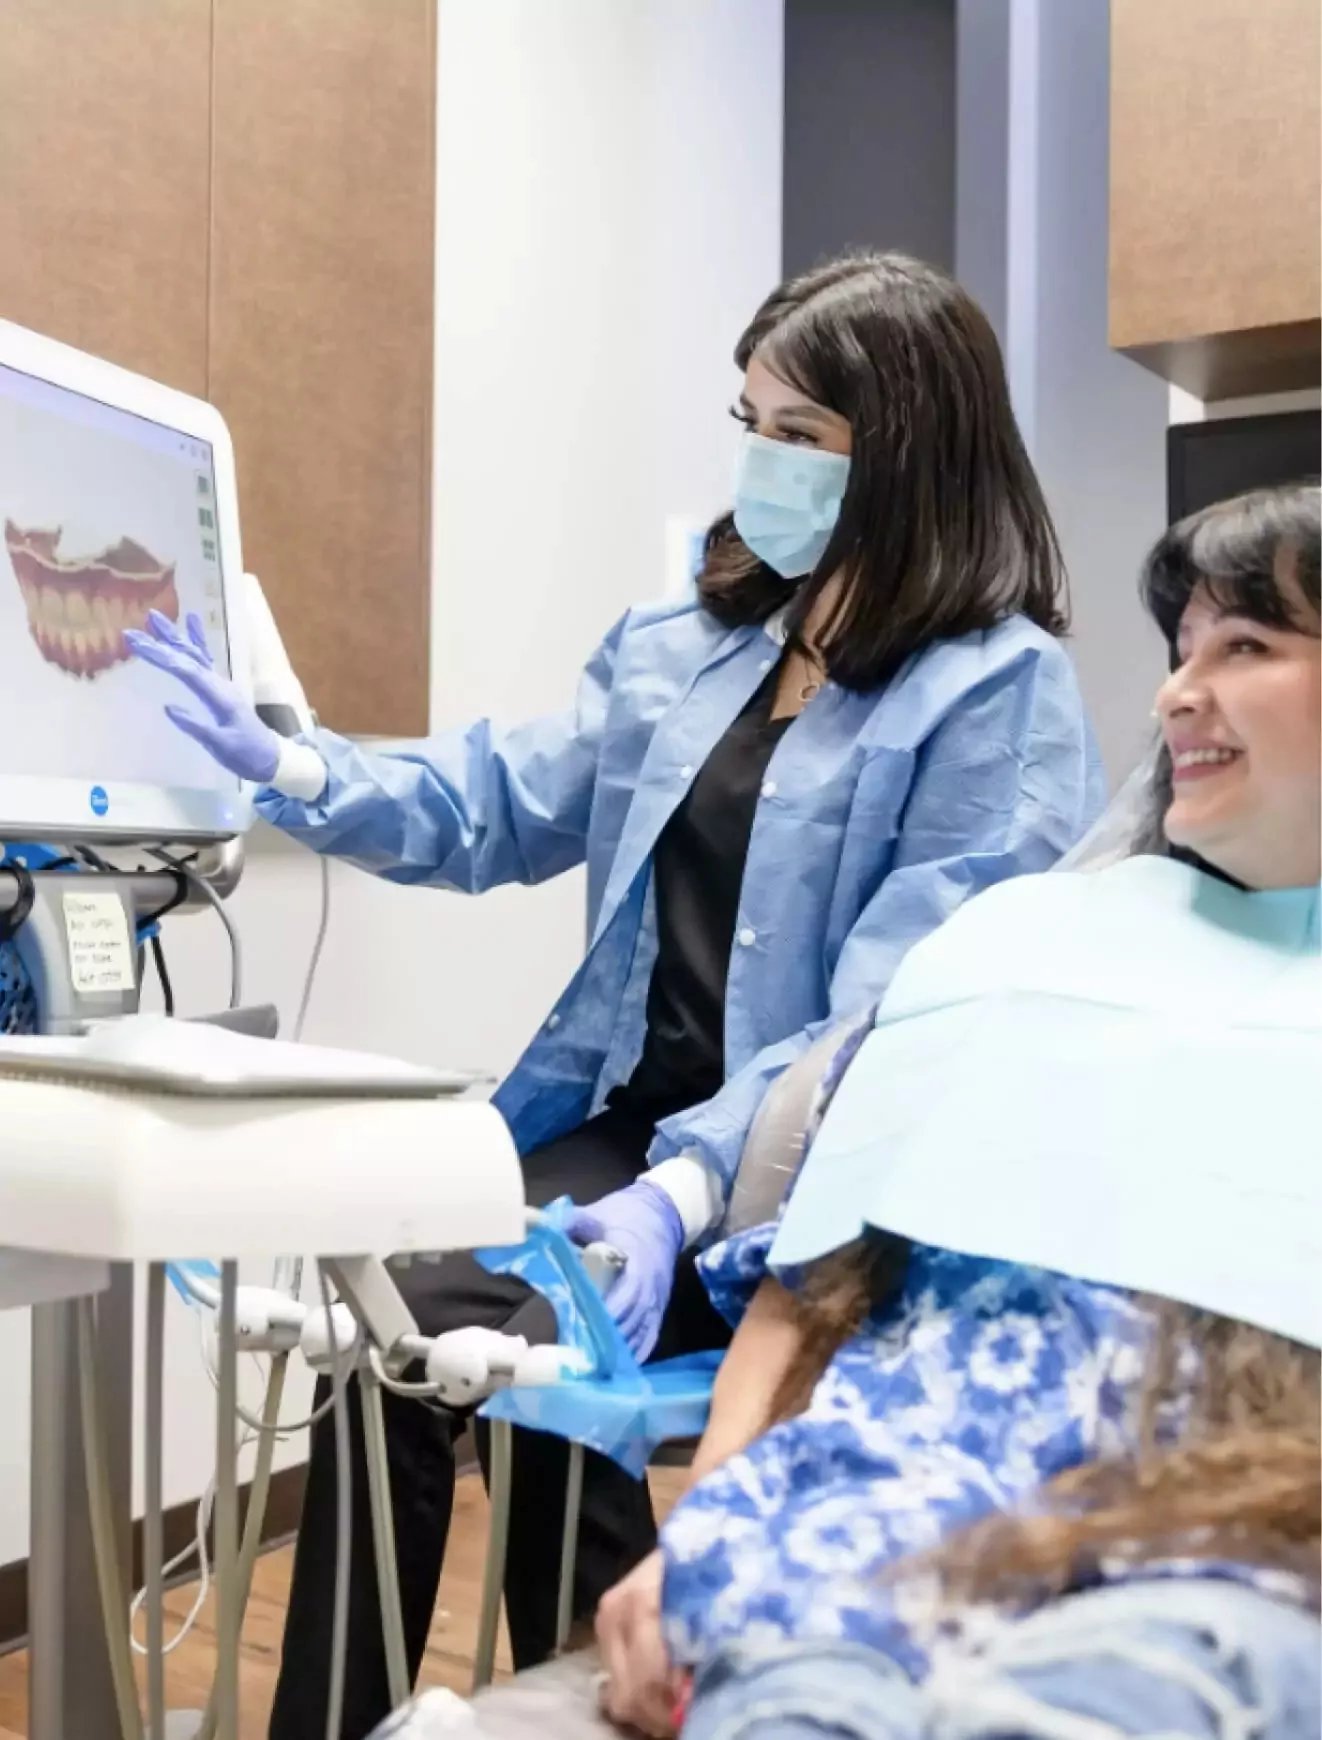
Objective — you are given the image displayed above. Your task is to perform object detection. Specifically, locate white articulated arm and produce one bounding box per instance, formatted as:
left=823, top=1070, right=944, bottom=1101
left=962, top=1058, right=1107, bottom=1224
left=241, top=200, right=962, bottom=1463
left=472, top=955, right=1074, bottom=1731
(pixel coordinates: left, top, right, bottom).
left=424, top=1328, right=590, bottom=1406
left=243, top=571, right=315, bottom=735
left=179, top=1264, right=592, bottom=1400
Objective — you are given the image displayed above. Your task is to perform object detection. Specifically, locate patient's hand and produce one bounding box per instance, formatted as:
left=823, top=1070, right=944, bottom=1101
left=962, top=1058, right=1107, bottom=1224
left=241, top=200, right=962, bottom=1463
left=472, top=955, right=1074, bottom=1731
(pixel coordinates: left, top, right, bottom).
left=595, top=1550, right=684, bottom=1737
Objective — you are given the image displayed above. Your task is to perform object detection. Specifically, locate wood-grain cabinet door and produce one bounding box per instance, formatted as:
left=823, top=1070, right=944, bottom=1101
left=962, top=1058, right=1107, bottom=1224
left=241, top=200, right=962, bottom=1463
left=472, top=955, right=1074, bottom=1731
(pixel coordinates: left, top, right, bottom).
left=0, top=0, right=436, bottom=738
left=210, top=0, right=436, bottom=736
left=0, top=0, right=213, bottom=392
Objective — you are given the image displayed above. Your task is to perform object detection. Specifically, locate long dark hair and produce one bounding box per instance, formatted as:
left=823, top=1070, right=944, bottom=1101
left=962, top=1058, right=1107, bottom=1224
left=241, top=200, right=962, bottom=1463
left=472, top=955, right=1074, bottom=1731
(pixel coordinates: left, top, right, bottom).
left=697, top=251, right=1068, bottom=691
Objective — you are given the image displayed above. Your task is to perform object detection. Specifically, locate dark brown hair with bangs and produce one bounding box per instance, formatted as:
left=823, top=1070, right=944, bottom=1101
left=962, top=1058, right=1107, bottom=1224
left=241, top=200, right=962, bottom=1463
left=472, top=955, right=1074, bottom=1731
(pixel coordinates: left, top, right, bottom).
left=696, top=251, right=1069, bottom=690
left=1142, top=483, right=1320, bottom=657
left=1134, top=483, right=1321, bottom=858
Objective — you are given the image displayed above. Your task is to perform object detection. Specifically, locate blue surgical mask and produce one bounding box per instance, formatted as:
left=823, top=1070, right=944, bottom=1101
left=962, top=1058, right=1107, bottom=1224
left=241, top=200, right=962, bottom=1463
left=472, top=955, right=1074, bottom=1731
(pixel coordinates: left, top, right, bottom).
left=732, top=431, right=851, bottom=579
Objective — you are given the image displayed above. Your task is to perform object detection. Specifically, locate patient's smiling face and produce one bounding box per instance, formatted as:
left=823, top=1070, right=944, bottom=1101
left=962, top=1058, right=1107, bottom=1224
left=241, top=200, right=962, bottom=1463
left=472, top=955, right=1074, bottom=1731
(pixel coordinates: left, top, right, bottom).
left=1155, top=546, right=1320, bottom=891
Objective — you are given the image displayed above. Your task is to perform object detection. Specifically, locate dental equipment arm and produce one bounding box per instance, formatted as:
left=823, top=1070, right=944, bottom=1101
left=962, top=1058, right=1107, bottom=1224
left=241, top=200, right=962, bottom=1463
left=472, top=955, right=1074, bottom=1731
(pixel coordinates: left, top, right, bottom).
left=243, top=571, right=314, bottom=738
left=241, top=572, right=329, bottom=798
left=190, top=1246, right=597, bottom=1400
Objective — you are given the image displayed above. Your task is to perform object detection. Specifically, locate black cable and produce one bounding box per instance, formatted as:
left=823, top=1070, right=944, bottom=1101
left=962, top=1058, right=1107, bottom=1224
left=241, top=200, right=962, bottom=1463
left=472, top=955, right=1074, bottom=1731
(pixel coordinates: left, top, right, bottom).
left=319, top=1266, right=352, bottom=1740
left=150, top=935, right=175, bottom=1017
left=142, top=870, right=190, bottom=927
left=148, top=850, right=242, bottom=1010
left=0, top=864, right=35, bottom=943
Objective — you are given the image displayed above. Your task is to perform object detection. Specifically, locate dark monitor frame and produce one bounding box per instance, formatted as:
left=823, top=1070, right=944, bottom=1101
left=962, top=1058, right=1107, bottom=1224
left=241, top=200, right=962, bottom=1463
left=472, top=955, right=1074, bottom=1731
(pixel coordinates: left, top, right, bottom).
left=1167, top=408, right=1321, bottom=524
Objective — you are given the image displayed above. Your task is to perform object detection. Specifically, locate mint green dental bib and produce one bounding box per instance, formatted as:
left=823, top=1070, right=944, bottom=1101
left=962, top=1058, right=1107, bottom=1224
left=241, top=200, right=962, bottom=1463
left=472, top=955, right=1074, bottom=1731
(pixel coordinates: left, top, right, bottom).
left=772, top=857, right=1322, bottom=1347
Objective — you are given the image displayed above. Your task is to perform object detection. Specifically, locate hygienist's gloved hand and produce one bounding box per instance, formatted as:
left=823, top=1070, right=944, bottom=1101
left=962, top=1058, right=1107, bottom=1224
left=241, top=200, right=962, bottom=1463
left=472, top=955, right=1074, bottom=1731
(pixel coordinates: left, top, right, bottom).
left=568, top=1180, right=684, bottom=1363
left=125, top=611, right=282, bottom=783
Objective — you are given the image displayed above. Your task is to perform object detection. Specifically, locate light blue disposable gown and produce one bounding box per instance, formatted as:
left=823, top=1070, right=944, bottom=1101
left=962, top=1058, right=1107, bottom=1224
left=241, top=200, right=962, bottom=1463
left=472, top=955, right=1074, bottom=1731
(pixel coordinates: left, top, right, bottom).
left=257, top=601, right=1104, bottom=1193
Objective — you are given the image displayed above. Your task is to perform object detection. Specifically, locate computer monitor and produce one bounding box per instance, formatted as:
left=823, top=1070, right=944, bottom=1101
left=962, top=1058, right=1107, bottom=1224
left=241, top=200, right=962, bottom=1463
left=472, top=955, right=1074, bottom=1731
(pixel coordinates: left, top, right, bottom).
left=0, top=321, right=253, bottom=843
left=1167, top=409, right=1320, bottom=524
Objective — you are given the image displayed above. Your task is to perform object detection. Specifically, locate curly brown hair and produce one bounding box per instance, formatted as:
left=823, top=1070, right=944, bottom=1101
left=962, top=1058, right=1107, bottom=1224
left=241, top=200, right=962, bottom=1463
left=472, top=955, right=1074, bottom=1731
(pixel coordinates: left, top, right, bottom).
left=769, top=1251, right=1320, bottom=1604
left=933, top=1301, right=1320, bottom=1603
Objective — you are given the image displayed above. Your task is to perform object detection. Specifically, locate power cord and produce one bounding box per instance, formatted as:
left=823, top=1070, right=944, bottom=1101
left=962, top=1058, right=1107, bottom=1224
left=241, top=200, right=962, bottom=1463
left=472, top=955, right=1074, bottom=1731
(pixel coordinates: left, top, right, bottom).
left=197, top=1305, right=343, bottom=1436
left=150, top=934, right=175, bottom=1016
left=148, top=849, right=243, bottom=1010
left=294, top=855, right=332, bottom=1041
left=128, top=1416, right=258, bottom=1660
left=367, top=1344, right=441, bottom=1397
left=0, top=863, right=35, bottom=943
left=127, top=1277, right=346, bottom=1668
left=142, top=868, right=191, bottom=928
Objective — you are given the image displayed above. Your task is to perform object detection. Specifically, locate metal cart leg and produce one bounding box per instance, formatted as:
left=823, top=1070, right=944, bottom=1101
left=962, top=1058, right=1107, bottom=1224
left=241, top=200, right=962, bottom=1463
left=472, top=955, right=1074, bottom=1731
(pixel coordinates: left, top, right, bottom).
left=555, top=1440, right=586, bottom=1653
left=214, top=1263, right=241, bottom=1740
left=473, top=1419, right=514, bottom=1691
left=145, top=1264, right=168, bottom=1740
left=361, top=1371, right=412, bottom=1707
left=29, top=1268, right=133, bottom=1740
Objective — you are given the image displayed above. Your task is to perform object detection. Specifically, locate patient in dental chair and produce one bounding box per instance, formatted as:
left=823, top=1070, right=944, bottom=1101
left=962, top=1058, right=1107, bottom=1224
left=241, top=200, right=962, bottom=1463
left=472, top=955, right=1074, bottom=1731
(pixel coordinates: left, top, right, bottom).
left=384, top=490, right=1321, bottom=1740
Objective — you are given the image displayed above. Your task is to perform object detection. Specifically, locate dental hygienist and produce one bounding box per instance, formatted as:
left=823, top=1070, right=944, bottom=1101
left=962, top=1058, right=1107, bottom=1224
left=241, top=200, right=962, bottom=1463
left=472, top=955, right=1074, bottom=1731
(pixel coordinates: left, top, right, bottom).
left=128, top=250, right=1104, bottom=1738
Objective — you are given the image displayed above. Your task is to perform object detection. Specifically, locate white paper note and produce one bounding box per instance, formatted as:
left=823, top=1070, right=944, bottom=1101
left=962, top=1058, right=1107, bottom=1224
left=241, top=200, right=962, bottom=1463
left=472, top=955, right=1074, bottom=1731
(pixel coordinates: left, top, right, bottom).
left=62, top=889, right=136, bottom=995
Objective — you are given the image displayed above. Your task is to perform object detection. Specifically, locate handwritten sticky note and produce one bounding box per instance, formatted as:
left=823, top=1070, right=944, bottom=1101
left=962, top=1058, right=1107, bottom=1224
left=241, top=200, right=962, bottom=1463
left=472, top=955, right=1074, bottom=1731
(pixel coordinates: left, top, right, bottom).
left=62, top=890, right=136, bottom=996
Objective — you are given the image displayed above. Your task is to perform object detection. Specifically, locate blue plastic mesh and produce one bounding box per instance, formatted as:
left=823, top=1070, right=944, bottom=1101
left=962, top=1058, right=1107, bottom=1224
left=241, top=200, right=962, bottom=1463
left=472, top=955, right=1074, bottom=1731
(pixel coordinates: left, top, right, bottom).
left=0, top=844, right=55, bottom=1037
left=0, top=942, right=37, bottom=1036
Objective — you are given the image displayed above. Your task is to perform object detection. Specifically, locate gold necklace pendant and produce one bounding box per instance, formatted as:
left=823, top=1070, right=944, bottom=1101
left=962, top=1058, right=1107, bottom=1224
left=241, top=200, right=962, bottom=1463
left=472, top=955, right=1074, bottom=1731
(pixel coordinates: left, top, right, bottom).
left=800, top=679, right=821, bottom=703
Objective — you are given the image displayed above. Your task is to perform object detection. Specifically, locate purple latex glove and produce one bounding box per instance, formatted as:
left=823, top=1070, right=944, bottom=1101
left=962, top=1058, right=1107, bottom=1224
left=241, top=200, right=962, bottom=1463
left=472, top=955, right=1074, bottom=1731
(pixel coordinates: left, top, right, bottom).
left=567, top=1179, right=684, bottom=1362
left=124, top=611, right=281, bottom=784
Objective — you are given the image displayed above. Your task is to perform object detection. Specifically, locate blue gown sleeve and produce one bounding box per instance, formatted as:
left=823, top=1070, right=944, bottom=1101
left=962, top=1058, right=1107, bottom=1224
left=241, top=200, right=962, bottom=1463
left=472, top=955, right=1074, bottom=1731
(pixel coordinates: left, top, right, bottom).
left=650, top=642, right=1106, bottom=1202
left=254, top=616, right=626, bottom=890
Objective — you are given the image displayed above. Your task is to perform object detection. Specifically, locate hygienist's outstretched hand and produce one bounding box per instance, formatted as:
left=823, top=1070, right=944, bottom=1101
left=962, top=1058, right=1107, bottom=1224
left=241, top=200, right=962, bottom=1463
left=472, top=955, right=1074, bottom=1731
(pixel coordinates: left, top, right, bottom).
left=124, top=611, right=282, bottom=784
left=568, top=1179, right=684, bottom=1362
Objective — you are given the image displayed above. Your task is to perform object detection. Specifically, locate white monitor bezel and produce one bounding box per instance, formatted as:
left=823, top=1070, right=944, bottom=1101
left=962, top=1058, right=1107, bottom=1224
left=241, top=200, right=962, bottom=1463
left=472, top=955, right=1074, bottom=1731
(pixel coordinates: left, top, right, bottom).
left=0, top=320, right=255, bottom=845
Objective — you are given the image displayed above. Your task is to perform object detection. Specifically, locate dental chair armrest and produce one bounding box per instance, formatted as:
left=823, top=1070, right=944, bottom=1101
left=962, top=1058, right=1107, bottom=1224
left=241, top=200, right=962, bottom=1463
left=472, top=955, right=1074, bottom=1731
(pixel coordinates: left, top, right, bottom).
left=722, top=1011, right=876, bottom=1238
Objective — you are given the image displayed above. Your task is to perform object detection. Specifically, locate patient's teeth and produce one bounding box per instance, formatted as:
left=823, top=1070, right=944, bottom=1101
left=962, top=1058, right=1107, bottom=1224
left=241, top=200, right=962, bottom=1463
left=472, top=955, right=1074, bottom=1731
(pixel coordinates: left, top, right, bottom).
left=1175, top=747, right=1238, bottom=769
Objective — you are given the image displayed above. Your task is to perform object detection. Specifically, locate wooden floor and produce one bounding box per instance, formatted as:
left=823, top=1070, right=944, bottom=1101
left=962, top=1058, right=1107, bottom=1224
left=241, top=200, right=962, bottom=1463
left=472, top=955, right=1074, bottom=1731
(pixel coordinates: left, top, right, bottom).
left=0, top=1468, right=684, bottom=1738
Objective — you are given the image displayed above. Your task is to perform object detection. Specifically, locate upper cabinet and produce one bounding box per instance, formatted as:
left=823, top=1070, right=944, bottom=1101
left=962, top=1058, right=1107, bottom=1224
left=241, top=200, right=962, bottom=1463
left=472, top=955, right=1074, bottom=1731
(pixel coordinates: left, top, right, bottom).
left=0, top=0, right=215, bottom=395
left=208, top=0, right=436, bottom=739
left=1110, top=0, right=1320, bottom=400
left=0, top=0, right=436, bottom=737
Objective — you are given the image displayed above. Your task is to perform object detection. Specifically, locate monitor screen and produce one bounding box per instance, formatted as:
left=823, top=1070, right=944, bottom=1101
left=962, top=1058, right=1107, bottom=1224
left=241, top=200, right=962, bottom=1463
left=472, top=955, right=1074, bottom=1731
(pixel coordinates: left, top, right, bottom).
left=0, top=356, right=247, bottom=839
left=1167, top=409, right=1320, bottom=524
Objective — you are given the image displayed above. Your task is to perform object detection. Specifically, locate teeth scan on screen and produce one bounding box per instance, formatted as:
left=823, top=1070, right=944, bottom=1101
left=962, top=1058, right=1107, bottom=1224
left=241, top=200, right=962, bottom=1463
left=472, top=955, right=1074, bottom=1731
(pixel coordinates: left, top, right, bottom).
left=0, top=358, right=237, bottom=804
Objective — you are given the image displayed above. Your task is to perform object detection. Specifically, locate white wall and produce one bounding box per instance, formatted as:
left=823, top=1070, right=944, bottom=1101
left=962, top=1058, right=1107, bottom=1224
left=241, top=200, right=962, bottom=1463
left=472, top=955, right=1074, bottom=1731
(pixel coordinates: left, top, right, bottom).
left=1169, top=384, right=1322, bottom=426
left=0, top=0, right=784, bottom=1565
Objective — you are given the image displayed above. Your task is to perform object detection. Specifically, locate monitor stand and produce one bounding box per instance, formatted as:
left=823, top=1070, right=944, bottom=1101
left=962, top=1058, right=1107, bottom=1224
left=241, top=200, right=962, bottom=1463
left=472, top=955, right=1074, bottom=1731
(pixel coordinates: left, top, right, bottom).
left=9, top=867, right=227, bottom=1740
left=11, top=871, right=154, bottom=1033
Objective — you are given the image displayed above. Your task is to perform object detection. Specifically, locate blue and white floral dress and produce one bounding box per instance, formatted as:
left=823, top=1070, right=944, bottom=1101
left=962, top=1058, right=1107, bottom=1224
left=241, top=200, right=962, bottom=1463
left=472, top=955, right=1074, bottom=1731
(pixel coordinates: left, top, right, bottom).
left=659, top=1242, right=1153, bottom=1677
